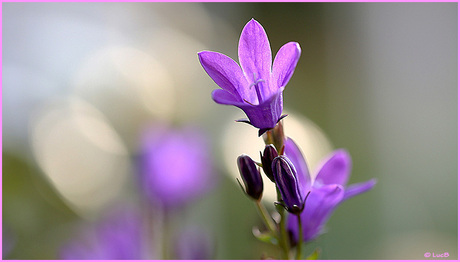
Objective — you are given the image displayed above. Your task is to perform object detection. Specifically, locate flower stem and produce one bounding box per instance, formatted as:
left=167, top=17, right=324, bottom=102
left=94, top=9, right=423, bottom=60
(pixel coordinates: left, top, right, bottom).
left=162, top=209, right=170, bottom=259
left=296, top=214, right=303, bottom=260
left=255, top=200, right=277, bottom=235
left=279, top=209, right=290, bottom=259
left=263, top=121, right=285, bottom=154
left=276, top=188, right=290, bottom=259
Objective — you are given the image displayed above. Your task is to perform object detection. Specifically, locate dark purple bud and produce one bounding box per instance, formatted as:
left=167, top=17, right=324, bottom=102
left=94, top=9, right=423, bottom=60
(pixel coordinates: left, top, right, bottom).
left=237, top=155, right=263, bottom=200
left=272, top=155, right=305, bottom=214
left=260, top=144, right=278, bottom=182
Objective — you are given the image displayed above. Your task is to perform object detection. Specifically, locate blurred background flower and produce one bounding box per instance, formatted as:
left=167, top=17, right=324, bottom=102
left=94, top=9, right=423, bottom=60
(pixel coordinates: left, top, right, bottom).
left=2, top=2, right=457, bottom=259
left=138, top=125, right=215, bottom=209
left=60, top=206, right=144, bottom=260
left=174, top=226, right=214, bottom=260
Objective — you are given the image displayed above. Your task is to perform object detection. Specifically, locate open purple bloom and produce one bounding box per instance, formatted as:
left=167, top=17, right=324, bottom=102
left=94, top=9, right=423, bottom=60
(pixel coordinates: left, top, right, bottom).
left=139, top=126, right=215, bottom=208
left=283, top=138, right=376, bottom=243
left=60, top=207, right=143, bottom=260
left=198, top=19, right=301, bottom=134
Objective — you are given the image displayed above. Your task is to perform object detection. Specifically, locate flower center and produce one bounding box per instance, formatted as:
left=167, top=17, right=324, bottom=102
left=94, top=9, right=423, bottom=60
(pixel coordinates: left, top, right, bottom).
left=248, top=73, right=265, bottom=104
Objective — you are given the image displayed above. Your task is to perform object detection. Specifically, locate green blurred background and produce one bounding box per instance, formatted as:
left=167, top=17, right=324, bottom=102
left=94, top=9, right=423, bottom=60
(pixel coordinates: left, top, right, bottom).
left=2, top=2, right=457, bottom=259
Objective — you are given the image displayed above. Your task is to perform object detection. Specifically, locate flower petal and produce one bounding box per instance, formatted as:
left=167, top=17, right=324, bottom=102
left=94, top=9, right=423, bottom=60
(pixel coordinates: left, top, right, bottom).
left=211, top=89, right=243, bottom=106
left=271, top=42, right=301, bottom=92
left=238, top=90, right=282, bottom=130
left=198, top=51, right=251, bottom=101
left=287, top=184, right=344, bottom=243
left=284, top=137, right=311, bottom=197
left=342, top=178, right=377, bottom=202
left=314, top=149, right=351, bottom=187
left=238, top=19, right=272, bottom=100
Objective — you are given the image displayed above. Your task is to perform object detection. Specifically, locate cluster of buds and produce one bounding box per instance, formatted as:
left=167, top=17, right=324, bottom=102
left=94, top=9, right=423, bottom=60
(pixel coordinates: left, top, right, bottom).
left=199, top=18, right=375, bottom=259
left=237, top=125, right=308, bottom=216
left=235, top=121, right=310, bottom=259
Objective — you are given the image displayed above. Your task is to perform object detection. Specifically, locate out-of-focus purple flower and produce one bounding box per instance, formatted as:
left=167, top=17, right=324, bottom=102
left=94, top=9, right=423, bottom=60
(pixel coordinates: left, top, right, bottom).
left=237, top=155, right=263, bottom=200
left=174, top=227, right=213, bottom=260
left=198, top=19, right=301, bottom=134
left=260, top=144, right=278, bottom=182
left=284, top=138, right=376, bottom=243
left=272, top=155, right=305, bottom=214
left=60, top=207, right=143, bottom=260
left=139, top=126, right=214, bottom=208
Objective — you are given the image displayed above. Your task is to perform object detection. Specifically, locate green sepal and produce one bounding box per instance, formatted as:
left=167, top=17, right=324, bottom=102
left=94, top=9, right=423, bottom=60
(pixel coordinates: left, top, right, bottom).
left=306, top=248, right=320, bottom=260
left=252, top=226, right=278, bottom=245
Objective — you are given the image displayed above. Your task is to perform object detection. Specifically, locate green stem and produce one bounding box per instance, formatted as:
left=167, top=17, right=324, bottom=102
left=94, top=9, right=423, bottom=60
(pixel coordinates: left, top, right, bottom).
left=279, top=209, right=290, bottom=259
left=255, top=200, right=277, bottom=235
left=296, top=214, right=303, bottom=260
left=162, top=209, right=170, bottom=260
left=276, top=188, right=290, bottom=259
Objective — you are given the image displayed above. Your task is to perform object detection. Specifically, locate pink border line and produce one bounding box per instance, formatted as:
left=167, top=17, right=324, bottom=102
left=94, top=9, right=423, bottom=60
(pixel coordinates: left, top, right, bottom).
left=1, top=0, right=459, bottom=2
left=0, top=1, right=459, bottom=262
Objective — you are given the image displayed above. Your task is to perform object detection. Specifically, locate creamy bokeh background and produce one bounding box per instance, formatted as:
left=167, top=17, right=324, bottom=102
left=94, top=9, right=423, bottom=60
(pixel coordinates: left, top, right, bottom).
left=3, top=3, right=457, bottom=259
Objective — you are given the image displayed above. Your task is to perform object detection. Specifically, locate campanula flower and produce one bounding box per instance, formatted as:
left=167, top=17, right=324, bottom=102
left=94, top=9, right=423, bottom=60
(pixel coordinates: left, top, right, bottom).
left=198, top=19, right=301, bottom=135
left=237, top=155, right=264, bottom=200
left=60, top=207, right=143, bottom=260
left=283, top=138, right=376, bottom=243
left=272, top=155, right=305, bottom=214
left=139, top=126, right=214, bottom=208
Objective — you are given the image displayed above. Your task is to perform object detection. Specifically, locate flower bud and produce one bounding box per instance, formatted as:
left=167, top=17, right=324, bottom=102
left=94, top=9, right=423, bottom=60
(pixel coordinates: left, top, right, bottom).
left=260, top=144, right=278, bottom=182
left=237, top=155, right=263, bottom=200
left=272, top=155, right=305, bottom=214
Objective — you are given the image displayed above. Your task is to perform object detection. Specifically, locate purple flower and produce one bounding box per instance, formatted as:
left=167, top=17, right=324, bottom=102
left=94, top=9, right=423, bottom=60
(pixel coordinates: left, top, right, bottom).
left=139, top=126, right=214, bottom=208
left=60, top=207, right=143, bottom=260
left=283, top=138, right=376, bottom=243
left=272, top=155, right=305, bottom=214
left=198, top=19, right=301, bottom=134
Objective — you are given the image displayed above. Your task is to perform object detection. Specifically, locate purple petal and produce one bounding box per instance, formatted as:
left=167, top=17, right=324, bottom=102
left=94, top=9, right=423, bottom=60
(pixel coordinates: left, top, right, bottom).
left=238, top=19, right=272, bottom=101
left=271, top=42, right=301, bottom=92
left=238, top=90, right=282, bottom=130
left=284, top=137, right=311, bottom=197
left=198, top=51, right=253, bottom=102
left=342, top=178, right=377, bottom=202
left=314, top=149, right=351, bottom=187
left=287, top=184, right=344, bottom=243
left=211, top=89, right=243, bottom=106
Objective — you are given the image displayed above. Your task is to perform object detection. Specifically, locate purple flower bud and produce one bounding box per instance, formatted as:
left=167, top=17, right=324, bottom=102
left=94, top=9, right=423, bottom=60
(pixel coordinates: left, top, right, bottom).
left=272, top=155, right=305, bottom=214
left=237, top=155, right=263, bottom=200
left=260, top=144, right=278, bottom=182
